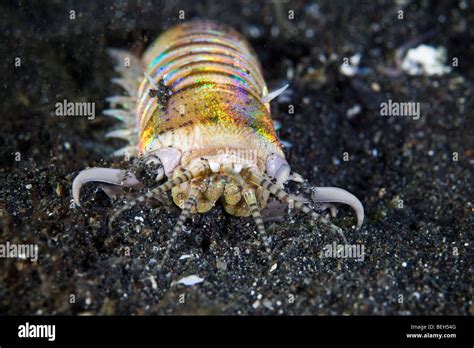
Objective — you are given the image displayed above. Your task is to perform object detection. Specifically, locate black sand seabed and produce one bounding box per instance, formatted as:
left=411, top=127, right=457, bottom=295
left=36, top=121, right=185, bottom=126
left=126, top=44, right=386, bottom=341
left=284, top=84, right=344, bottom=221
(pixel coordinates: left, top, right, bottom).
left=0, top=1, right=472, bottom=315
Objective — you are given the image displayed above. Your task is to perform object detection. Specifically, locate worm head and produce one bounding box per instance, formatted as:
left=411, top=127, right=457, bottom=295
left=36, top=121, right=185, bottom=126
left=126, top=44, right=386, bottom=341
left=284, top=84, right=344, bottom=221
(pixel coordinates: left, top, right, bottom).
left=171, top=173, right=226, bottom=214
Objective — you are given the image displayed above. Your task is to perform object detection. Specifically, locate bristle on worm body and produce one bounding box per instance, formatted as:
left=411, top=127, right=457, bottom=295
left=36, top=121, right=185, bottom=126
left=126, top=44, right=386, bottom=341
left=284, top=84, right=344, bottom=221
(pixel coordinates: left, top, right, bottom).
left=72, top=20, right=364, bottom=267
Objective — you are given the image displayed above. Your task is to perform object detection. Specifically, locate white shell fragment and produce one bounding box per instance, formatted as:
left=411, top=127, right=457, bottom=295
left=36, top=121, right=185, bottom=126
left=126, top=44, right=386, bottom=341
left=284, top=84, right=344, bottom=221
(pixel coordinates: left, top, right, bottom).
left=401, top=45, right=451, bottom=76
left=340, top=53, right=361, bottom=77
left=346, top=104, right=362, bottom=118
left=148, top=275, right=158, bottom=290
left=179, top=254, right=193, bottom=260
left=269, top=263, right=278, bottom=272
left=176, top=275, right=204, bottom=286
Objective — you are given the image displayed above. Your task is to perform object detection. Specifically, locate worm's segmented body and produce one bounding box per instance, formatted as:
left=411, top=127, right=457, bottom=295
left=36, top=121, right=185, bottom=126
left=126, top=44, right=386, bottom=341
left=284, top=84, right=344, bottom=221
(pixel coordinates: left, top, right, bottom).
left=137, top=21, right=281, bottom=165
left=72, top=21, right=364, bottom=264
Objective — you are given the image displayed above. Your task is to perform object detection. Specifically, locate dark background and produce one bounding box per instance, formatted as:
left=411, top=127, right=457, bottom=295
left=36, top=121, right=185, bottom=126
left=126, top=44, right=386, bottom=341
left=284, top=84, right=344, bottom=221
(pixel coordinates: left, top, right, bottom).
left=0, top=0, right=472, bottom=315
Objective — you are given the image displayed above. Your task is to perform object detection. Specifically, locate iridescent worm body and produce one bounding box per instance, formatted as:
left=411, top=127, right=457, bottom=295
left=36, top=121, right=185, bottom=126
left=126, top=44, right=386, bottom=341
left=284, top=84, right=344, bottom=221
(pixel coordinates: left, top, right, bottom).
left=72, top=21, right=364, bottom=263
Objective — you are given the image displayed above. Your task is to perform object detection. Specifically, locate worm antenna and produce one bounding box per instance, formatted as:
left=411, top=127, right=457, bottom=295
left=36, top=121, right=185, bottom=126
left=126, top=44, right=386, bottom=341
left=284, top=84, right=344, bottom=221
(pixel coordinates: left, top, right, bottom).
left=311, top=187, right=364, bottom=228
left=157, top=186, right=201, bottom=272
left=108, top=162, right=210, bottom=231
left=72, top=167, right=140, bottom=207
left=242, top=189, right=273, bottom=265
left=248, top=170, right=347, bottom=243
